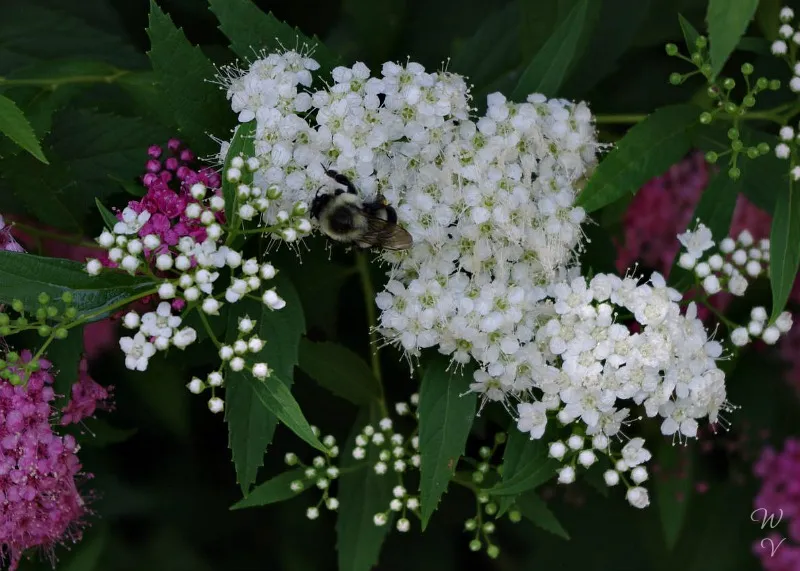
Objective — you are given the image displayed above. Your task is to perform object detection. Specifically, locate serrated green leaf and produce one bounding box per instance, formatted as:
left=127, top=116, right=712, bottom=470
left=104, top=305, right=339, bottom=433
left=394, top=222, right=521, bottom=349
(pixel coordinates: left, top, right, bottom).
left=49, top=325, right=85, bottom=408
left=577, top=104, right=700, bottom=213
left=516, top=491, right=570, bottom=539
left=209, top=0, right=339, bottom=72
left=491, top=429, right=556, bottom=496
left=511, top=0, right=592, bottom=100
left=336, top=404, right=393, bottom=571
left=678, top=13, right=701, bottom=50
left=147, top=0, right=232, bottom=155
left=655, top=440, right=692, bottom=550
left=0, top=94, right=47, bottom=163
left=450, top=3, right=521, bottom=93
left=95, top=198, right=118, bottom=230
left=707, top=0, right=759, bottom=78
left=226, top=276, right=306, bottom=493
left=770, top=177, right=800, bottom=320
left=418, top=358, right=476, bottom=528
left=230, top=468, right=306, bottom=510
left=298, top=339, right=380, bottom=405
left=669, top=172, right=739, bottom=287
left=222, top=121, right=255, bottom=224
left=0, top=252, right=156, bottom=320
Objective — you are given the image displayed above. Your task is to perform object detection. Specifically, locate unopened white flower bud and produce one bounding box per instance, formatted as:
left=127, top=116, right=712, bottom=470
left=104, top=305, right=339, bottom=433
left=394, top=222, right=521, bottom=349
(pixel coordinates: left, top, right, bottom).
left=603, top=470, right=620, bottom=486
left=208, top=397, right=224, bottom=414
left=123, top=312, right=140, bottom=329
left=187, top=377, right=205, bottom=394
left=557, top=466, right=575, bottom=484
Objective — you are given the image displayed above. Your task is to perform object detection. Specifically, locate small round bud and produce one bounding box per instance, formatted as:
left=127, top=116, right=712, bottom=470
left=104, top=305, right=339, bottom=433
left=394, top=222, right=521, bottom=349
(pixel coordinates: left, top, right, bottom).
left=306, top=507, right=319, bottom=520
left=728, top=167, right=740, bottom=180
left=631, top=466, right=649, bottom=484
left=695, top=36, right=707, bottom=49
left=187, top=378, right=205, bottom=394
left=746, top=147, right=759, bottom=159
left=509, top=510, right=522, bottom=523
left=665, top=43, right=679, bottom=56
left=723, top=102, right=737, bottom=114
left=757, top=142, right=770, bottom=155
left=396, top=518, right=410, bottom=532
left=557, top=466, right=576, bottom=484
left=208, top=397, right=224, bottom=414
left=722, top=77, right=735, bottom=90
left=669, top=73, right=683, bottom=86
left=731, top=140, right=743, bottom=152
left=567, top=434, right=584, bottom=450
left=578, top=449, right=597, bottom=467
left=770, top=79, right=781, bottom=91
left=699, top=111, right=712, bottom=124
left=741, top=62, right=753, bottom=75
left=469, top=539, right=482, bottom=552
left=373, top=513, right=387, bottom=526
left=742, top=95, right=756, bottom=108
left=705, top=151, right=718, bottom=164
left=762, top=326, right=781, bottom=345
left=549, top=441, right=567, bottom=460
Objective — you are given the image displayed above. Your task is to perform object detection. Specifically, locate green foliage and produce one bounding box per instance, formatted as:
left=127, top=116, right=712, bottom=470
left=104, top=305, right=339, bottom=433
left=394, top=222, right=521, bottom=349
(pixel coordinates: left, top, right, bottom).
left=654, top=441, right=693, bottom=550
left=225, top=275, right=308, bottom=494
left=770, top=178, right=800, bottom=320
left=511, top=0, right=595, bottom=100
left=0, top=94, right=48, bottom=163
left=0, top=252, right=156, bottom=320
left=418, top=358, right=477, bottom=528
left=516, top=491, right=570, bottom=540
left=336, top=405, right=394, bottom=571
left=209, top=0, right=339, bottom=72
left=490, top=429, right=556, bottom=496
left=577, top=105, right=700, bottom=213
left=222, top=120, right=256, bottom=223
left=230, top=469, right=306, bottom=509
left=706, top=0, right=760, bottom=78
left=48, top=325, right=84, bottom=407
left=146, top=0, right=232, bottom=156
left=95, top=198, right=118, bottom=230
left=298, top=339, right=380, bottom=405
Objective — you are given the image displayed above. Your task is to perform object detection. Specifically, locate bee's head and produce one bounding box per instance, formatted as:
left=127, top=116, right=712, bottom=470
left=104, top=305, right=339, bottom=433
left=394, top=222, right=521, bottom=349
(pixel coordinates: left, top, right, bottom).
left=310, top=191, right=333, bottom=220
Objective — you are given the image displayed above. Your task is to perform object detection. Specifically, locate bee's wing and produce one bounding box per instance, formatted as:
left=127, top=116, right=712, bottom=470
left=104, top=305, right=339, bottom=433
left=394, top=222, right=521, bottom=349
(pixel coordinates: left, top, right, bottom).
left=357, top=214, right=414, bottom=251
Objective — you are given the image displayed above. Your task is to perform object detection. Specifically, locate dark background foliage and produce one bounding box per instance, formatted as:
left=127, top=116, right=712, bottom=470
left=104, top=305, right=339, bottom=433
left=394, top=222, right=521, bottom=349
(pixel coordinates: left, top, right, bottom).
left=1, top=0, right=799, bottom=569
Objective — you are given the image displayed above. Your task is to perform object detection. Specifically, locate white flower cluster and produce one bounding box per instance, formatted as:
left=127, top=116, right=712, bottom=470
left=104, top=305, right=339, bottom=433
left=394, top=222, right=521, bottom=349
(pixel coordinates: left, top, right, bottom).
left=282, top=430, right=341, bottom=519
left=507, top=271, right=731, bottom=442
left=775, top=125, right=800, bottom=177
left=774, top=6, right=800, bottom=91
left=731, top=307, right=793, bottom=347
left=221, top=49, right=598, bottom=389
left=87, top=176, right=301, bottom=413
left=677, top=224, right=768, bottom=295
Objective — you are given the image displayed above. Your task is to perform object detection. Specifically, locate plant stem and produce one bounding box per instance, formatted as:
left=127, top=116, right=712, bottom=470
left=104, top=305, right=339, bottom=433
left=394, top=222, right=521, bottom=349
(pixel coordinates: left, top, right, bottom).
left=0, top=69, right=129, bottom=89
left=197, top=309, right=222, bottom=349
left=355, top=251, right=388, bottom=416
left=594, top=114, right=648, bottom=125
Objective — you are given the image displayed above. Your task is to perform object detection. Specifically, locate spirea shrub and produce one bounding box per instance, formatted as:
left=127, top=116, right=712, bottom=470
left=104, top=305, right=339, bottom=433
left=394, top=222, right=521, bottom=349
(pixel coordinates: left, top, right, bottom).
left=2, top=1, right=800, bottom=569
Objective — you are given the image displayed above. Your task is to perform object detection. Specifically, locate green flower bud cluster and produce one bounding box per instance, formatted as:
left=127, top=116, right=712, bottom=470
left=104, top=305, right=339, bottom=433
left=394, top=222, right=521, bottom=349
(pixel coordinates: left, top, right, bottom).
left=665, top=37, right=779, bottom=180
left=0, top=291, right=77, bottom=340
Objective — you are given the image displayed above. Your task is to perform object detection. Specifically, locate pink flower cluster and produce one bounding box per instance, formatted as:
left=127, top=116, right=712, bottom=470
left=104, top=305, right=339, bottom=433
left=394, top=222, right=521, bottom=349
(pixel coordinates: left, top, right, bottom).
left=753, top=439, right=800, bottom=570
left=0, top=352, right=92, bottom=570
left=60, top=358, right=112, bottom=427
left=122, top=139, right=222, bottom=252
left=0, top=217, right=23, bottom=254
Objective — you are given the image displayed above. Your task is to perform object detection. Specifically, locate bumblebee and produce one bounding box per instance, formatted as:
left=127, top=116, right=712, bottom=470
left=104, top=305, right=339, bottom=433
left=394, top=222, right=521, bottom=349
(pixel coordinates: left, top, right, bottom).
left=310, top=169, right=413, bottom=251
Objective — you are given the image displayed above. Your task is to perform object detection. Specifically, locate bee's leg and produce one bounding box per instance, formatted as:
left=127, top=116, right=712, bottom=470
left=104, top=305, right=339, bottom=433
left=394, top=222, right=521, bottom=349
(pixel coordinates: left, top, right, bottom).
left=325, top=169, right=358, bottom=195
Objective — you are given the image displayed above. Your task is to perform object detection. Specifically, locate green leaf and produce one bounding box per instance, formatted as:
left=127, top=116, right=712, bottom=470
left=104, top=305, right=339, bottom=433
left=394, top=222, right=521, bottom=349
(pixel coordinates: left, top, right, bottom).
left=336, top=404, right=394, bottom=571
left=576, top=104, right=700, bottom=213
left=669, top=172, right=739, bottom=286
left=418, top=357, right=477, bottom=528
left=209, top=0, right=339, bottom=72
left=147, top=0, right=232, bottom=155
left=511, top=0, right=592, bottom=99
left=451, top=3, right=521, bottom=92
left=0, top=252, right=156, bottom=320
left=756, top=0, right=782, bottom=41
left=226, top=276, right=306, bottom=493
left=491, top=429, right=556, bottom=496
left=95, top=198, right=118, bottom=230
left=298, top=339, right=380, bottom=405
left=49, top=325, right=85, bottom=408
left=222, top=121, right=256, bottom=224
left=770, top=177, right=800, bottom=320
left=563, top=0, right=651, bottom=98
left=655, top=440, right=692, bottom=550
left=230, top=468, right=306, bottom=510
left=678, top=13, right=701, bottom=49
left=340, top=0, right=406, bottom=65
left=516, top=491, right=570, bottom=539
left=707, top=0, right=759, bottom=78
left=0, top=94, right=48, bottom=163
left=516, top=0, right=566, bottom=61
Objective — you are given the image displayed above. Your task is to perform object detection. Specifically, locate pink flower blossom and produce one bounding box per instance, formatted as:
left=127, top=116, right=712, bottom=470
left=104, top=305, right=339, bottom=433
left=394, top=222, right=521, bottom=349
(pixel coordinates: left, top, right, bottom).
left=60, top=359, right=112, bottom=426
left=0, top=216, right=24, bottom=254
left=0, top=352, right=89, bottom=570
left=753, top=439, right=800, bottom=570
